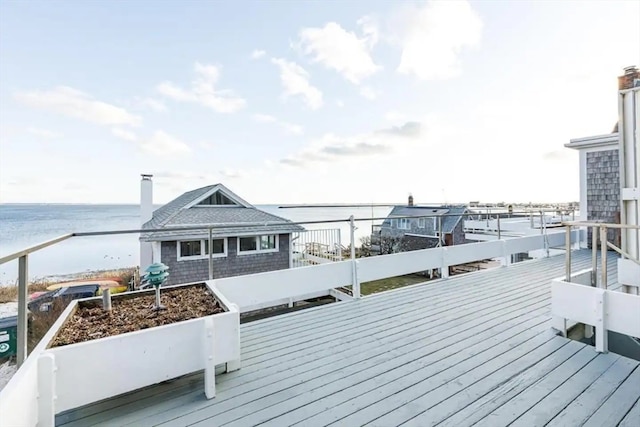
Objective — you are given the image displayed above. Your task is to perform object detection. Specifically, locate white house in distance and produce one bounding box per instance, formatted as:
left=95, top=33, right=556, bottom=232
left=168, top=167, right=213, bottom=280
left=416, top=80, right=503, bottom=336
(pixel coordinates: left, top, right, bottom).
left=139, top=175, right=304, bottom=285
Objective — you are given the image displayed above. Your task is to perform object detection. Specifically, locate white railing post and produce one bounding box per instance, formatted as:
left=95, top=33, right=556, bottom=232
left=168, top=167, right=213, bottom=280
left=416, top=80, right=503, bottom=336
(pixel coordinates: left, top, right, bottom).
left=565, top=226, right=572, bottom=281
left=37, top=353, right=56, bottom=427
left=17, top=254, right=28, bottom=367
left=501, top=240, right=510, bottom=266
left=441, top=247, right=450, bottom=278
left=600, top=226, right=608, bottom=289
left=594, top=288, right=608, bottom=353
left=208, top=228, right=213, bottom=279
left=203, top=317, right=216, bottom=399
left=349, top=215, right=360, bottom=298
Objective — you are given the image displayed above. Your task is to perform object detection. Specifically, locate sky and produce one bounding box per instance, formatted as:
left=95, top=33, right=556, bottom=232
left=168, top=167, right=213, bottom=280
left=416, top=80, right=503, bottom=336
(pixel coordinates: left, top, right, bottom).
left=0, top=0, right=639, bottom=205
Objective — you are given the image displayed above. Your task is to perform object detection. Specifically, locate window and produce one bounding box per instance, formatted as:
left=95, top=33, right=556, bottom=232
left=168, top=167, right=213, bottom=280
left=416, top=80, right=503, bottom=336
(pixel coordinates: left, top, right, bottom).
left=177, top=238, right=227, bottom=260
left=433, top=217, right=438, bottom=230
left=238, top=235, right=279, bottom=254
left=197, top=191, right=237, bottom=206
left=398, top=218, right=411, bottom=230
left=418, top=218, right=426, bottom=228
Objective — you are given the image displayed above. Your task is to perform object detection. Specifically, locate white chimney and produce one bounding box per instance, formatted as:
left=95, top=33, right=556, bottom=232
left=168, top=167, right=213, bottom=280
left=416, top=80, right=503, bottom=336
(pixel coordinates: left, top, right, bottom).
left=140, top=174, right=153, bottom=226
left=140, top=174, right=154, bottom=272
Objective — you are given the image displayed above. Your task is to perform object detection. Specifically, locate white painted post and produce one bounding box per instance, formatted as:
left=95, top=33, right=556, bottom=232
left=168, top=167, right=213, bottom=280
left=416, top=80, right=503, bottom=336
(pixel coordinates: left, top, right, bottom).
left=225, top=303, right=241, bottom=373
left=102, top=288, right=112, bottom=311
left=37, top=353, right=56, bottom=427
left=208, top=228, right=214, bottom=279
left=501, top=240, right=511, bottom=266
left=594, top=288, right=608, bottom=353
left=203, top=317, right=216, bottom=399
left=551, top=314, right=567, bottom=338
left=349, top=215, right=360, bottom=298
left=441, top=247, right=450, bottom=279
left=565, top=226, right=572, bottom=281
left=17, top=254, right=28, bottom=367
left=600, top=226, right=608, bottom=289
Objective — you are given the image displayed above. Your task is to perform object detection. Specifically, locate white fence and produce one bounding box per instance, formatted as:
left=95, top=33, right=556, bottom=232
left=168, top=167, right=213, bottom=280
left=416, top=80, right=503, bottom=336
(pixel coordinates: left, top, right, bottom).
left=213, top=230, right=579, bottom=312
left=552, top=270, right=640, bottom=353
left=291, top=228, right=343, bottom=268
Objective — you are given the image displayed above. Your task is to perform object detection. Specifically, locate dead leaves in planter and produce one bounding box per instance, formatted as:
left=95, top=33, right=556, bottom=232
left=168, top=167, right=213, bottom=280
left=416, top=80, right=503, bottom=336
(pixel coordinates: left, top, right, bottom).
left=51, top=285, right=224, bottom=347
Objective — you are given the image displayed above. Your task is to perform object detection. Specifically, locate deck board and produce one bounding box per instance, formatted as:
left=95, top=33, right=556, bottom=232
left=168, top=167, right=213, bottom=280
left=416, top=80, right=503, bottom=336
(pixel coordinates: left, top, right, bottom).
left=56, top=250, right=639, bottom=427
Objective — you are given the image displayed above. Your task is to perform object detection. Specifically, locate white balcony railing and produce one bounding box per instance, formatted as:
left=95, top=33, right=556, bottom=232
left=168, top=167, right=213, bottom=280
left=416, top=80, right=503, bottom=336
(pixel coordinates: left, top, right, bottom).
left=0, top=220, right=579, bottom=427
left=213, top=230, right=579, bottom=313
left=552, top=222, right=640, bottom=353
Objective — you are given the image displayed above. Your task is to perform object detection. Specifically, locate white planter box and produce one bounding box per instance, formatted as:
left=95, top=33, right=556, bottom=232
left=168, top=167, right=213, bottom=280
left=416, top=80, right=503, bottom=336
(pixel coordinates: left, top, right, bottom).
left=36, top=282, right=240, bottom=426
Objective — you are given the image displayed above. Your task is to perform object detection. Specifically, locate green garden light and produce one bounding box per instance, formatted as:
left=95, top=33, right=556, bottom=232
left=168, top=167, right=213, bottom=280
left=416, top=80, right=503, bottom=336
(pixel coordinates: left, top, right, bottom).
left=145, top=262, right=169, bottom=310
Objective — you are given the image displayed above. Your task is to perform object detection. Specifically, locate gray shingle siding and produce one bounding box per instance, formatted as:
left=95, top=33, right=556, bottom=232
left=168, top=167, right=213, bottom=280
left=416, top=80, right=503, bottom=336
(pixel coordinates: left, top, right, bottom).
left=161, top=234, right=290, bottom=285
left=378, top=206, right=469, bottom=251
left=586, top=149, right=620, bottom=245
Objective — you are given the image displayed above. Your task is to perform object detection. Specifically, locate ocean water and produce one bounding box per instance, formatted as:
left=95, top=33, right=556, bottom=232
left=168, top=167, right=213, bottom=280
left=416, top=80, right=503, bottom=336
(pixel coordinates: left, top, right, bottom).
left=0, top=204, right=391, bottom=284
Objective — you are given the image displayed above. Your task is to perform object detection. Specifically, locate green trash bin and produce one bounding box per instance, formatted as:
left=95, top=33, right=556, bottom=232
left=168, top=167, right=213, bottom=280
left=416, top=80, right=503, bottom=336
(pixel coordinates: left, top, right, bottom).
left=0, top=316, right=18, bottom=358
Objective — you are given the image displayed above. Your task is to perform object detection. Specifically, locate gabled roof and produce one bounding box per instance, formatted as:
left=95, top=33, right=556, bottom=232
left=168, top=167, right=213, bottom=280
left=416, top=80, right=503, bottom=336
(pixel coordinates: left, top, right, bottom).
left=142, top=184, right=303, bottom=241
left=383, top=205, right=468, bottom=234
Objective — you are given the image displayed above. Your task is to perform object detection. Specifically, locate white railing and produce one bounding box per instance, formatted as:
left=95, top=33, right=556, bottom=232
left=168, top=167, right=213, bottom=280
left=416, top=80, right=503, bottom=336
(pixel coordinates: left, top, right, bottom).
left=291, top=228, right=343, bottom=268
left=552, top=222, right=640, bottom=353
left=212, top=230, right=579, bottom=313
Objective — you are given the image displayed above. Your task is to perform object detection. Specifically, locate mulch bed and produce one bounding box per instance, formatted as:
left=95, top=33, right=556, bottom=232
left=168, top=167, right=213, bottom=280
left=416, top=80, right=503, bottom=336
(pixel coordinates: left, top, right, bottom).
left=51, top=284, right=224, bottom=347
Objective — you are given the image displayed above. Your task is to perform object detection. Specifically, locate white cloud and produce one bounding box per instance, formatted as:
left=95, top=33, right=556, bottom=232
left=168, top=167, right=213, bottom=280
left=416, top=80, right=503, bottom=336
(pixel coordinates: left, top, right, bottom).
left=281, top=121, right=423, bottom=167
left=384, top=111, right=406, bottom=122
left=15, top=86, right=141, bottom=126
left=271, top=58, right=323, bottom=110
left=296, top=19, right=380, bottom=84
left=157, top=62, right=246, bottom=113
left=359, top=86, right=377, bottom=100
left=336, top=100, right=345, bottom=108
left=252, top=113, right=304, bottom=135
left=395, top=1, right=482, bottom=80
left=199, top=141, right=215, bottom=150
left=219, top=168, right=247, bottom=179
left=252, top=113, right=277, bottom=123
left=27, top=127, right=61, bottom=138
left=111, top=127, right=137, bottom=142
left=135, top=97, right=167, bottom=112
left=140, top=130, right=191, bottom=156
left=251, top=49, right=266, bottom=59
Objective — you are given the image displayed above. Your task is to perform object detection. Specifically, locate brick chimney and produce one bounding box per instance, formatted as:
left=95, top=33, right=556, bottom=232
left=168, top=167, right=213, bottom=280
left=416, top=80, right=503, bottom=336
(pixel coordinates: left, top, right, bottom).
left=408, top=194, right=414, bottom=206
left=618, top=65, right=640, bottom=90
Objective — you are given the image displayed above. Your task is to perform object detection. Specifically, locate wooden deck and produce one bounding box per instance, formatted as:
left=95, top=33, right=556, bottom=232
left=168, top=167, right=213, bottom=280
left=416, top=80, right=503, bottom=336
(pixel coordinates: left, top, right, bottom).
left=57, top=251, right=640, bottom=427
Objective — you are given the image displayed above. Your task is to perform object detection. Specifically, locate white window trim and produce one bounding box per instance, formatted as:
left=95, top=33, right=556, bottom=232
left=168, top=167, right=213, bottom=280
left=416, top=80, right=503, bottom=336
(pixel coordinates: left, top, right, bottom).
left=237, top=234, right=279, bottom=255
left=418, top=218, right=426, bottom=229
left=398, top=218, right=411, bottom=230
left=177, top=238, right=228, bottom=261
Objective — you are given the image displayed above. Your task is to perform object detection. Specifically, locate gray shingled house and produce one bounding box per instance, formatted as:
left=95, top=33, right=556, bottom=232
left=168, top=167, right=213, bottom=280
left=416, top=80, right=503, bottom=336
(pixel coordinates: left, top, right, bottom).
left=140, top=183, right=304, bottom=285
left=564, top=66, right=640, bottom=247
left=374, top=199, right=469, bottom=253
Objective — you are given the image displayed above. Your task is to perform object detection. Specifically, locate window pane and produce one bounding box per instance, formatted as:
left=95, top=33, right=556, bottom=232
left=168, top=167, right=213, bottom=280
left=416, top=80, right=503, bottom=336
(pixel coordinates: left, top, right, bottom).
left=212, top=239, right=225, bottom=254
left=180, top=240, right=201, bottom=257
left=239, top=237, right=257, bottom=252
left=260, top=235, right=276, bottom=250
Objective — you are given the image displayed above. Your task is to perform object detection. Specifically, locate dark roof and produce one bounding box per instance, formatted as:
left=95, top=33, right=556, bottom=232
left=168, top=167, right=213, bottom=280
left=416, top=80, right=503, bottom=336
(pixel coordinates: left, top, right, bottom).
left=383, top=205, right=468, bottom=234
left=141, top=184, right=303, bottom=241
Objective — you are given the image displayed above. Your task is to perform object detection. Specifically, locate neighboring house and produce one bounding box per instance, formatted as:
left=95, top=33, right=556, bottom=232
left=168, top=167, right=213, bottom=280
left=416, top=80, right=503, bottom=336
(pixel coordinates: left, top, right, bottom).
left=374, top=196, right=469, bottom=253
left=565, top=66, right=639, bottom=247
left=139, top=178, right=304, bottom=285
